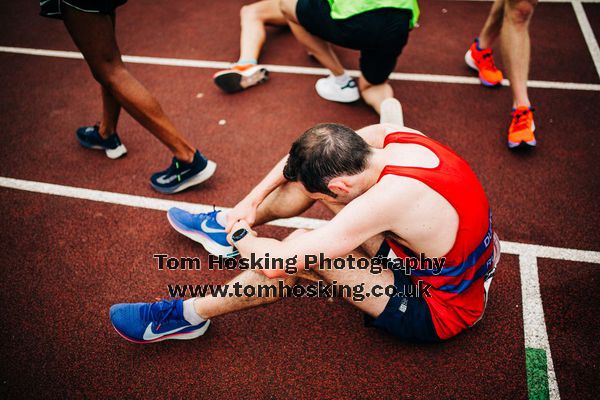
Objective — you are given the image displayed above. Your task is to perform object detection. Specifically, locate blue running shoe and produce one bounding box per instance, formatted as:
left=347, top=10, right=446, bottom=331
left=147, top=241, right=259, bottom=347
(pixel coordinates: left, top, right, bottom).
left=76, top=125, right=127, bottom=159
left=167, top=207, right=238, bottom=257
left=150, top=150, right=216, bottom=194
left=110, top=299, right=210, bottom=344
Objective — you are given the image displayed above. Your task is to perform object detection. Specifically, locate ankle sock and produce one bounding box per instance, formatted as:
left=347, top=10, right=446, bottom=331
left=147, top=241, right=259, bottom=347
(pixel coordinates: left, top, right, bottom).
left=334, top=72, right=352, bottom=86
left=183, top=298, right=206, bottom=325
left=236, top=58, right=258, bottom=66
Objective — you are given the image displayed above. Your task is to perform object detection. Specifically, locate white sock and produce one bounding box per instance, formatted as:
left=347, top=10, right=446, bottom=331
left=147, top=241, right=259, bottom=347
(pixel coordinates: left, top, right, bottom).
left=215, top=210, right=228, bottom=228
left=183, top=298, right=206, bottom=325
left=334, top=72, right=351, bottom=86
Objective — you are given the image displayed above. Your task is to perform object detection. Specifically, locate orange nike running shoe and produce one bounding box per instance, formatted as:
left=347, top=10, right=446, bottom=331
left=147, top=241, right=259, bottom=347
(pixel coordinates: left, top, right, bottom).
left=508, top=106, right=536, bottom=149
left=465, top=38, right=504, bottom=87
left=213, top=64, right=268, bottom=93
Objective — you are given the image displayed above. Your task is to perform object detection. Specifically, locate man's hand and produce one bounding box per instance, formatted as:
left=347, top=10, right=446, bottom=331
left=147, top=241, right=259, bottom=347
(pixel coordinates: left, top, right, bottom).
left=226, top=219, right=258, bottom=245
left=226, top=199, right=258, bottom=233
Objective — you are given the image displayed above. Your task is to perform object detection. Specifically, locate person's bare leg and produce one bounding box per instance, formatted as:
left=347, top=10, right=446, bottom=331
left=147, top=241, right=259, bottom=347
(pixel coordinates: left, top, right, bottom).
left=279, top=0, right=345, bottom=76
left=193, top=229, right=319, bottom=319
left=98, top=13, right=121, bottom=138
left=253, top=181, right=316, bottom=226
left=478, top=0, right=506, bottom=49
left=501, top=0, right=537, bottom=107
left=62, top=6, right=196, bottom=162
left=239, top=0, right=287, bottom=63
left=358, top=76, right=394, bottom=115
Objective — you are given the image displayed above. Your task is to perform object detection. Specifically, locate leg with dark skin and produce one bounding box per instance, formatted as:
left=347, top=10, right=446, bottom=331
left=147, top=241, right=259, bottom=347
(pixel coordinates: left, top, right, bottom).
left=61, top=6, right=196, bottom=162
left=98, top=14, right=121, bottom=138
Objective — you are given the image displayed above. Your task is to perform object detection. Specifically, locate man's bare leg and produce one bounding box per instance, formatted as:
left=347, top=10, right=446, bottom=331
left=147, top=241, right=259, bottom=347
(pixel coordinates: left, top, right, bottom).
left=99, top=87, right=121, bottom=138
left=279, top=0, right=345, bottom=76
left=478, top=0, right=505, bottom=49
left=358, top=76, right=395, bottom=115
left=193, top=228, right=318, bottom=319
left=98, top=14, right=121, bottom=139
left=62, top=6, right=196, bottom=162
left=193, top=228, right=393, bottom=320
left=239, top=0, right=287, bottom=63
left=253, top=181, right=316, bottom=226
left=500, top=0, right=537, bottom=107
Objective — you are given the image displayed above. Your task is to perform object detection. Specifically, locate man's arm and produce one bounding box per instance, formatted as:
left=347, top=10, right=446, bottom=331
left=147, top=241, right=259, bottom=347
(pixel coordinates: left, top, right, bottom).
left=226, top=155, right=289, bottom=232
left=228, top=184, right=394, bottom=278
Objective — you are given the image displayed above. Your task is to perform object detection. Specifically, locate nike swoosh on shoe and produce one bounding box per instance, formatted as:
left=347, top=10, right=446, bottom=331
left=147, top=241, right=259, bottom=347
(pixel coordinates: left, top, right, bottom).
left=142, top=323, right=189, bottom=341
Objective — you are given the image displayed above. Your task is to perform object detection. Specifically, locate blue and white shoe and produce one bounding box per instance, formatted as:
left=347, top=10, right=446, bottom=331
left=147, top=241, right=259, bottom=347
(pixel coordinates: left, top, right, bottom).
left=76, top=125, right=127, bottom=159
left=110, top=298, right=210, bottom=344
left=150, top=150, right=216, bottom=194
left=167, top=207, right=238, bottom=257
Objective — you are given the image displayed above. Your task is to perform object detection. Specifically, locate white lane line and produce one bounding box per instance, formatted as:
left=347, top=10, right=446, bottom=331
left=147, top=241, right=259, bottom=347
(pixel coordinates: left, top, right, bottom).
left=519, top=254, right=561, bottom=400
left=1, top=46, right=599, bottom=92
left=1, top=176, right=599, bottom=263
left=573, top=0, right=600, bottom=79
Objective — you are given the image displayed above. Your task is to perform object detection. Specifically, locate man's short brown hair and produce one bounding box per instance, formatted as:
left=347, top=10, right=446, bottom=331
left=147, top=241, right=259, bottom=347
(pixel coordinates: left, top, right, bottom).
left=283, top=123, right=371, bottom=197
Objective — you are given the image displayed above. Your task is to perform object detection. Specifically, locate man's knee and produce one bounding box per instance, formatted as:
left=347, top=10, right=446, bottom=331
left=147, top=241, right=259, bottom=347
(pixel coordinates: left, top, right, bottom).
left=90, top=60, right=125, bottom=89
left=505, top=0, right=537, bottom=24
left=278, top=0, right=297, bottom=21
left=240, top=3, right=261, bottom=24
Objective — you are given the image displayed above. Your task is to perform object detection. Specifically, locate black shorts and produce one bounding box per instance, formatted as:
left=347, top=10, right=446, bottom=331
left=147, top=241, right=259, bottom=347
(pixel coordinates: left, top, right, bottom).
left=40, top=0, right=127, bottom=19
left=364, top=241, right=440, bottom=343
left=296, top=0, right=411, bottom=85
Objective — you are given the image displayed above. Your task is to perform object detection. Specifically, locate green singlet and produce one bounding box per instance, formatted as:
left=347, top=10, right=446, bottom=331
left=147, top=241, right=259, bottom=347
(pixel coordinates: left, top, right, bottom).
left=327, top=0, right=419, bottom=28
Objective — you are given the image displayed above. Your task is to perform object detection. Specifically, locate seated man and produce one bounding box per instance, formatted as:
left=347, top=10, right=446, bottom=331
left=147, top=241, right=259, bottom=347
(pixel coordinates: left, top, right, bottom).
left=110, top=100, right=500, bottom=344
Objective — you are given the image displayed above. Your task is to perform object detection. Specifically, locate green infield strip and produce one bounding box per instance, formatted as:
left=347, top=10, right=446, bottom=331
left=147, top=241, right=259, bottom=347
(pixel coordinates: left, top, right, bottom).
left=526, top=348, right=550, bottom=400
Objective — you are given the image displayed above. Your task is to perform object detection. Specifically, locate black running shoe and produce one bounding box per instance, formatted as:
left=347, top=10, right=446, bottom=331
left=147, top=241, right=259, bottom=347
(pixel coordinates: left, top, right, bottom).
left=150, top=150, right=216, bottom=194
left=76, top=125, right=127, bottom=159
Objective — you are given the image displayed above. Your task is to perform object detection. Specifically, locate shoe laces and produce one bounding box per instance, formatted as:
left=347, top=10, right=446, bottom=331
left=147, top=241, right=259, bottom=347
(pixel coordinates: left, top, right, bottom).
left=166, top=158, right=187, bottom=182
left=479, top=50, right=499, bottom=72
left=146, top=299, right=180, bottom=332
left=511, top=107, right=534, bottom=132
left=193, top=205, right=221, bottom=226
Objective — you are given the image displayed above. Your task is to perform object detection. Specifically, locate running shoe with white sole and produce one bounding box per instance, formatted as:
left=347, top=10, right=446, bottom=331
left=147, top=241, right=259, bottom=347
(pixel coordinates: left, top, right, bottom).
left=150, top=150, right=216, bottom=194
left=76, top=125, right=127, bottom=159
left=213, top=64, right=269, bottom=93
left=110, top=298, right=210, bottom=344
left=465, top=38, right=503, bottom=87
left=508, top=106, right=536, bottom=149
left=315, top=75, right=360, bottom=103
left=167, top=207, right=238, bottom=257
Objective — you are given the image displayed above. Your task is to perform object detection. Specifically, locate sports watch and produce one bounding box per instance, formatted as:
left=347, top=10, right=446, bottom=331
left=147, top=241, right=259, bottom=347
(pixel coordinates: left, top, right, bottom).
left=231, top=228, right=249, bottom=243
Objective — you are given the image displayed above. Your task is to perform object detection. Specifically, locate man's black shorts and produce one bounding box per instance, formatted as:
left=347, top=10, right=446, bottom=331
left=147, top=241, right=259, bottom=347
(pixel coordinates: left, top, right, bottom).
left=296, top=0, right=411, bottom=85
left=40, top=0, right=127, bottom=19
left=364, top=240, right=440, bottom=343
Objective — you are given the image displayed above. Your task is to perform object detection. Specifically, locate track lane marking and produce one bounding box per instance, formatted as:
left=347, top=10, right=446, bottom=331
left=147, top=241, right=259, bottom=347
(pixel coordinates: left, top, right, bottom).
left=572, top=0, right=600, bottom=79
left=520, top=254, right=561, bottom=400
left=1, top=46, right=599, bottom=92
left=1, top=176, right=599, bottom=264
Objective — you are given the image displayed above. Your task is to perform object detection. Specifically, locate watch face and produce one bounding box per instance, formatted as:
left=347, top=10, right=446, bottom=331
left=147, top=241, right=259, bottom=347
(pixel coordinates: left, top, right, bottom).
left=232, top=228, right=248, bottom=242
